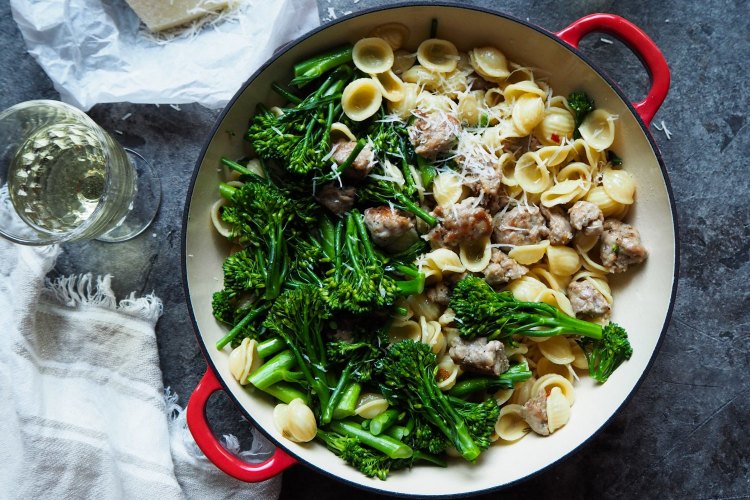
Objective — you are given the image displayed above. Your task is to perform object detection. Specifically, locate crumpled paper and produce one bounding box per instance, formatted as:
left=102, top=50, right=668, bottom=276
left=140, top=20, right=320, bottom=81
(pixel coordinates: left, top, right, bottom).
left=9, top=0, right=320, bottom=110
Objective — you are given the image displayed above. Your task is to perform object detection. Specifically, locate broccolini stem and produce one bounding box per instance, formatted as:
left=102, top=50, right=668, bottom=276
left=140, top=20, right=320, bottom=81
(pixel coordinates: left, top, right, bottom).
left=370, top=409, right=402, bottom=436
left=271, top=82, right=302, bottom=104
left=257, top=337, right=286, bottom=358
left=215, top=302, right=272, bottom=350
left=292, top=45, right=354, bottom=87
left=334, top=138, right=366, bottom=178
left=332, top=382, right=361, bottom=420
left=220, top=157, right=253, bottom=177
left=319, top=217, right=337, bottom=262
left=413, top=451, right=447, bottom=467
left=416, top=155, right=437, bottom=188
left=261, top=382, right=310, bottom=405
left=351, top=208, right=377, bottom=263
left=393, top=191, right=437, bottom=226
left=430, top=18, right=438, bottom=38
left=329, top=420, right=413, bottom=460
left=448, top=363, right=532, bottom=398
left=321, top=364, right=355, bottom=424
left=384, top=425, right=410, bottom=441
left=248, top=350, right=304, bottom=390
left=219, top=182, right=237, bottom=201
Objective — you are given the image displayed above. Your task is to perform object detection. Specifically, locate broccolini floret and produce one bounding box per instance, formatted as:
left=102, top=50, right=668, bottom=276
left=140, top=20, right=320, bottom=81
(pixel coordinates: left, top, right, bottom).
left=568, top=90, right=596, bottom=138
left=450, top=276, right=632, bottom=382
left=377, top=339, right=498, bottom=462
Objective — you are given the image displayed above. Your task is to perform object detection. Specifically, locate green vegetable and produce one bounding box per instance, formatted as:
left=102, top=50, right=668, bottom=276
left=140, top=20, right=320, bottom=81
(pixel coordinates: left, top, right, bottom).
left=377, top=340, right=499, bottom=462
left=450, top=276, right=633, bottom=382
left=324, top=210, right=425, bottom=313
left=291, top=45, right=354, bottom=87
left=263, top=286, right=332, bottom=415
left=247, top=65, right=353, bottom=175
left=448, top=362, right=533, bottom=398
left=568, top=90, right=595, bottom=138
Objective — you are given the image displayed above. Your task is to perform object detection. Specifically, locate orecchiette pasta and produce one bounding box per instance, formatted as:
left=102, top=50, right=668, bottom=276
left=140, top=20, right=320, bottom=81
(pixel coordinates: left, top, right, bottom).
left=602, top=167, right=636, bottom=205
left=371, top=70, right=406, bottom=102
left=578, top=109, right=617, bottom=151
left=417, top=38, right=459, bottom=73
left=469, top=46, right=511, bottom=81
left=368, top=22, right=410, bottom=50
left=341, top=78, right=383, bottom=121
left=352, top=37, right=394, bottom=74
left=459, top=235, right=492, bottom=273
left=495, top=404, right=530, bottom=442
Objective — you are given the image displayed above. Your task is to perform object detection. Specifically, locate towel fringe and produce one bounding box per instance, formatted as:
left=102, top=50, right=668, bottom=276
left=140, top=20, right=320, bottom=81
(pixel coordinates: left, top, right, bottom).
left=44, top=273, right=163, bottom=324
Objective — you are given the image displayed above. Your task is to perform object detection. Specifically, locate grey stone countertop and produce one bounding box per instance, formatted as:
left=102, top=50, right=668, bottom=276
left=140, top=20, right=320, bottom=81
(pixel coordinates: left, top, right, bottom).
left=2, top=0, right=748, bottom=498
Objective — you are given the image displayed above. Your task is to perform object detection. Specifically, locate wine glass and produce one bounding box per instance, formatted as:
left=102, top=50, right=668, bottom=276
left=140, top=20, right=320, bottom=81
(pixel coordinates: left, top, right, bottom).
left=0, top=100, right=161, bottom=245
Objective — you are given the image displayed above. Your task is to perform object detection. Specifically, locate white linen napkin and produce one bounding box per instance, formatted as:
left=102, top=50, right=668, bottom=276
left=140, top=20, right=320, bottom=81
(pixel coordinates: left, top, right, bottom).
left=0, top=239, right=281, bottom=499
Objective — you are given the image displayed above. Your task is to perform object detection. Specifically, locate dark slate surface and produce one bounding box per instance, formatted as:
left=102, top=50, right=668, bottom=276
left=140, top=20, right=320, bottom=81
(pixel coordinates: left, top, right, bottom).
left=2, top=0, right=748, bottom=498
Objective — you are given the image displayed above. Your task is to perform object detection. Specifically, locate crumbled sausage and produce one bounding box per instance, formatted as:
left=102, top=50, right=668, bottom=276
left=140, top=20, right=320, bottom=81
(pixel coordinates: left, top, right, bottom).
left=541, top=206, right=573, bottom=245
left=363, top=206, right=418, bottom=253
left=521, top=388, right=550, bottom=436
left=408, top=110, right=459, bottom=158
left=331, top=140, right=375, bottom=181
left=427, top=197, right=493, bottom=247
left=568, top=201, right=604, bottom=237
left=600, top=219, right=647, bottom=273
left=567, top=279, right=611, bottom=317
left=448, top=336, right=510, bottom=376
left=315, top=183, right=356, bottom=216
left=502, top=134, right=542, bottom=156
left=425, top=282, right=451, bottom=306
left=483, top=248, right=528, bottom=286
left=465, top=167, right=509, bottom=214
left=492, top=206, right=549, bottom=246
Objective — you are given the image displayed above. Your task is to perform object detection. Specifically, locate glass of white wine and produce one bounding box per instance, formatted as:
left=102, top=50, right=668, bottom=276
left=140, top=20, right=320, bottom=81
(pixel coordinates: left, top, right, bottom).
left=0, top=100, right=161, bottom=245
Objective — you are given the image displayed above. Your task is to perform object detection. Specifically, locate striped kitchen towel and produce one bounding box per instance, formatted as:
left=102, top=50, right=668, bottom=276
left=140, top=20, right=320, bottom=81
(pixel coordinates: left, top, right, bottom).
left=0, top=240, right=280, bottom=499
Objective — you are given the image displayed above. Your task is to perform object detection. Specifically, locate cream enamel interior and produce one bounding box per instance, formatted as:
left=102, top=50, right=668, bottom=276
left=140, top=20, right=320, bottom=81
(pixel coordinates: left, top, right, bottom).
left=184, top=6, right=675, bottom=496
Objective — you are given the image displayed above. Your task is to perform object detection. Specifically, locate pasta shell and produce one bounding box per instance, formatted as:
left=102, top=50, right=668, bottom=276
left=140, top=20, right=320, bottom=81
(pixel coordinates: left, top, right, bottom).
left=602, top=167, right=636, bottom=205
left=536, top=288, right=575, bottom=317
left=569, top=339, right=590, bottom=370
left=407, top=293, right=442, bottom=321
left=538, top=336, right=576, bottom=365
left=371, top=70, right=406, bottom=102
left=388, top=319, right=422, bottom=343
left=352, top=37, right=394, bottom=74
left=432, top=171, right=463, bottom=207
left=509, top=376, right=537, bottom=405
left=515, top=152, right=553, bottom=194
left=330, top=122, right=357, bottom=142
left=546, top=387, right=571, bottom=433
left=508, top=240, right=550, bottom=265
left=536, top=145, right=572, bottom=168
left=417, top=38, right=459, bottom=73
left=341, top=78, right=383, bottom=121
left=469, top=46, right=511, bottom=81
left=392, top=50, right=416, bottom=75
left=457, top=90, right=485, bottom=126
left=401, top=64, right=441, bottom=91
left=459, top=235, right=492, bottom=273
left=540, top=179, right=588, bottom=207
left=578, top=109, right=617, bottom=151
left=585, top=186, right=627, bottom=218
left=546, top=245, right=582, bottom=276
left=210, top=198, right=233, bottom=238
left=420, top=316, right=446, bottom=355
left=535, top=107, right=575, bottom=145
left=512, top=93, right=545, bottom=136
left=368, top=22, right=410, bottom=50
left=508, top=275, right=548, bottom=301
left=535, top=357, right=575, bottom=382
left=503, top=80, right=547, bottom=101
left=355, top=393, right=389, bottom=419
left=531, top=373, right=575, bottom=406
left=495, top=404, right=530, bottom=442
left=494, top=388, right=514, bottom=406
left=436, top=354, right=460, bottom=391
left=387, top=82, right=420, bottom=119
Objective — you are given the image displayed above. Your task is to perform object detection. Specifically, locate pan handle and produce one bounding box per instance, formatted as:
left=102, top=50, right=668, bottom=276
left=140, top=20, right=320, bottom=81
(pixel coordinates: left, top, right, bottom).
left=555, top=13, right=670, bottom=127
left=186, top=368, right=296, bottom=482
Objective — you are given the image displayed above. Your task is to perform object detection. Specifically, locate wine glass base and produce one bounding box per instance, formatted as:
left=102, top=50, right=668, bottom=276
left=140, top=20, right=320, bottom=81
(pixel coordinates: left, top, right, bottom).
left=97, top=149, right=161, bottom=243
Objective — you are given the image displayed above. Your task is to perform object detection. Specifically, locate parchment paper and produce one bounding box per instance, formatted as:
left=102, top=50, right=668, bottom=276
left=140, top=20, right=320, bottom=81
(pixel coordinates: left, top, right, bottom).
left=9, top=0, right=320, bottom=110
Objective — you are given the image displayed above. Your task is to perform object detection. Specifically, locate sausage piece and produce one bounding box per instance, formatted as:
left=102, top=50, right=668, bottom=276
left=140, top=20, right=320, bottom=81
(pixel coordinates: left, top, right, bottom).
left=408, top=110, right=460, bottom=159
left=568, top=201, right=604, bottom=237
left=492, top=206, right=549, bottom=246
left=482, top=248, right=528, bottom=287
left=600, top=219, right=647, bottom=273
left=541, top=206, right=573, bottom=246
left=315, top=183, right=356, bottom=216
left=448, top=336, right=510, bottom=376
left=521, top=388, right=550, bottom=436
left=331, top=140, right=375, bottom=181
left=567, top=279, right=611, bottom=317
left=363, top=206, right=418, bottom=253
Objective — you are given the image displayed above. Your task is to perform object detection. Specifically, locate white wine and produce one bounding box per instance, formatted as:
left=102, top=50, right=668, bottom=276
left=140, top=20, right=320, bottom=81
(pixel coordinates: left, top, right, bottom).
left=8, top=123, right=110, bottom=233
left=0, top=100, right=156, bottom=245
